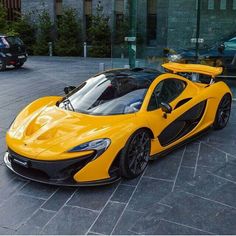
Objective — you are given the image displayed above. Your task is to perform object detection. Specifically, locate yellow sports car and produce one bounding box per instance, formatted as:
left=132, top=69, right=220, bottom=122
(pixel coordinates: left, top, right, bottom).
left=4, top=63, right=232, bottom=186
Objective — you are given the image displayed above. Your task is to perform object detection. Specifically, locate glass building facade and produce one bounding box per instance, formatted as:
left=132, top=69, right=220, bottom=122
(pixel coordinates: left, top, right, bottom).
left=20, top=0, right=236, bottom=95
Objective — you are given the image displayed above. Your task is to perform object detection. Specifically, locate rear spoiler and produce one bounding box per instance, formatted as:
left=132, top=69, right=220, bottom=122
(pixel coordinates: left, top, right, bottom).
left=162, top=62, right=223, bottom=78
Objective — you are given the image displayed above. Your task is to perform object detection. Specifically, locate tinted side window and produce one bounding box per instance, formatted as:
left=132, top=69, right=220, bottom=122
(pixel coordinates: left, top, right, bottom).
left=148, top=79, right=186, bottom=111
left=6, top=37, right=23, bottom=46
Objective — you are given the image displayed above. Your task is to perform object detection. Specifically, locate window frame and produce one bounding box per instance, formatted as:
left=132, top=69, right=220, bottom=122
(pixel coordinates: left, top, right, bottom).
left=147, top=78, right=187, bottom=112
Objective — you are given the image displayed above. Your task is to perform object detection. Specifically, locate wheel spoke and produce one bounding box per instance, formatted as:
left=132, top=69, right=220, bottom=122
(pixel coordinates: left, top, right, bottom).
left=127, top=131, right=151, bottom=176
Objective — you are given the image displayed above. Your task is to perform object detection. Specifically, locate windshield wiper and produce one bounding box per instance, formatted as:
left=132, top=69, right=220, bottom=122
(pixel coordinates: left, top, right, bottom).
left=62, top=98, right=75, bottom=111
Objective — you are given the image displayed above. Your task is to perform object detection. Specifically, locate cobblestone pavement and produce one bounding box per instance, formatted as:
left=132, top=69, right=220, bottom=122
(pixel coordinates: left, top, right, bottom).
left=0, top=57, right=236, bottom=235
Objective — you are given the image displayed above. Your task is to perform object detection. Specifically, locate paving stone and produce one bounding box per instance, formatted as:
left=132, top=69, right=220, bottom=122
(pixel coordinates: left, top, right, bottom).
left=121, top=174, right=142, bottom=186
left=0, top=194, right=44, bottom=230
left=160, top=191, right=236, bottom=234
left=198, top=143, right=226, bottom=168
left=112, top=210, right=143, bottom=235
left=110, top=184, right=135, bottom=203
left=227, top=155, right=236, bottom=164
left=42, top=187, right=76, bottom=211
left=174, top=166, right=195, bottom=191
left=130, top=203, right=172, bottom=234
left=41, top=205, right=98, bottom=235
left=0, top=226, right=16, bottom=235
left=181, top=142, right=199, bottom=168
left=185, top=174, right=236, bottom=208
left=87, top=232, right=101, bottom=235
left=0, top=165, right=16, bottom=188
left=0, top=176, right=27, bottom=204
left=144, top=148, right=184, bottom=181
left=206, top=124, right=236, bottom=146
left=67, top=184, right=118, bottom=211
left=18, top=181, right=58, bottom=200
left=16, top=209, right=56, bottom=235
left=127, top=177, right=172, bottom=212
left=91, top=201, right=125, bottom=235
left=0, top=137, right=6, bottom=154
left=136, top=220, right=212, bottom=235
left=213, top=161, right=236, bottom=183
left=210, top=143, right=236, bottom=157
left=174, top=164, right=214, bottom=191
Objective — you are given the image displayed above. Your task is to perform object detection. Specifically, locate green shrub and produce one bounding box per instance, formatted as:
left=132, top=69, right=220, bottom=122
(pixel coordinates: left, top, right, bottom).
left=0, top=3, right=7, bottom=33
left=54, top=8, right=82, bottom=56
left=11, top=15, right=36, bottom=54
left=88, top=4, right=111, bottom=58
left=33, top=10, right=53, bottom=55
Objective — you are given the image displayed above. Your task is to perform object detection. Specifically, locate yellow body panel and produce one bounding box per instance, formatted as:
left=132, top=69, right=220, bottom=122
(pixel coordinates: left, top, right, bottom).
left=6, top=66, right=232, bottom=184
left=163, top=62, right=223, bottom=77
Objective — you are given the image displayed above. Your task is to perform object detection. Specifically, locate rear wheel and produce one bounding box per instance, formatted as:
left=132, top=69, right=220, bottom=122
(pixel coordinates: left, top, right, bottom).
left=14, top=62, right=24, bottom=69
left=213, top=93, right=231, bottom=130
left=0, top=59, right=6, bottom=71
left=119, top=129, right=151, bottom=179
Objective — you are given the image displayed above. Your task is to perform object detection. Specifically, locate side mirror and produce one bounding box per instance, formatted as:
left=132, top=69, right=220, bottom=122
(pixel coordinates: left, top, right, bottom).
left=64, top=86, right=76, bottom=95
left=160, top=102, right=172, bottom=118
left=218, top=43, right=225, bottom=53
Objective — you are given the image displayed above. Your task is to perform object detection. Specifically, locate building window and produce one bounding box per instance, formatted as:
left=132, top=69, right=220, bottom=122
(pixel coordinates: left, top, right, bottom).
left=208, top=0, right=214, bottom=9
left=0, top=0, right=21, bottom=21
left=220, top=0, right=227, bottom=9
left=147, top=0, right=157, bottom=46
left=85, top=0, right=92, bottom=42
left=115, top=0, right=124, bottom=29
left=56, top=0, right=63, bottom=17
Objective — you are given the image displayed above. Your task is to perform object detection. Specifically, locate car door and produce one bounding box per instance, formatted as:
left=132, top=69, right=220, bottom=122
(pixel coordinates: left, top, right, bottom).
left=145, top=76, right=206, bottom=152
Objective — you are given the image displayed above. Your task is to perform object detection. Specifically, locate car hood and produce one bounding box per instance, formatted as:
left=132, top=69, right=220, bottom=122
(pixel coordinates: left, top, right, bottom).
left=7, top=104, right=135, bottom=160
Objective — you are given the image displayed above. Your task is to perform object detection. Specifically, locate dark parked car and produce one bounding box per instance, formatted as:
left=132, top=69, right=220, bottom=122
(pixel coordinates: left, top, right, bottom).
left=165, top=34, right=236, bottom=75
left=0, top=35, right=27, bottom=71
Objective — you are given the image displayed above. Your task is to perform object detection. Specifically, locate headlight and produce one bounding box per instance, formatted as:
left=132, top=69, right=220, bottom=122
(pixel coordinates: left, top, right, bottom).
left=168, top=54, right=182, bottom=62
left=0, top=52, right=6, bottom=57
left=6, top=53, right=12, bottom=57
left=68, top=139, right=111, bottom=154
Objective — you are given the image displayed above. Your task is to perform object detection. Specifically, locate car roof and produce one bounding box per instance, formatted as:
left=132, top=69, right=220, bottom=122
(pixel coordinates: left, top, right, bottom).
left=98, top=68, right=163, bottom=83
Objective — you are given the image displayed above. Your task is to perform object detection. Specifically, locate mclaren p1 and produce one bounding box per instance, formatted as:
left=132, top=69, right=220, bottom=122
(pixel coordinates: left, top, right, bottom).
left=4, top=63, right=232, bottom=186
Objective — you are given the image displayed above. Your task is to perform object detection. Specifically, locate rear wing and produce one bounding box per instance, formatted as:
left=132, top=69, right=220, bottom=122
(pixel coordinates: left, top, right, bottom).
left=162, top=62, right=223, bottom=78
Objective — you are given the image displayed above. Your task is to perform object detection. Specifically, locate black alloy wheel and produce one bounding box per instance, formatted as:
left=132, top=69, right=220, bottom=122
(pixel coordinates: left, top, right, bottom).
left=120, top=129, right=151, bottom=179
left=213, top=93, right=231, bottom=130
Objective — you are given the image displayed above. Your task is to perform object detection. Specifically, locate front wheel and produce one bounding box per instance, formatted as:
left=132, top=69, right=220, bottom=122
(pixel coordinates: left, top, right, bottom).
left=119, top=129, right=151, bottom=179
left=0, top=60, right=6, bottom=71
left=213, top=93, right=232, bottom=130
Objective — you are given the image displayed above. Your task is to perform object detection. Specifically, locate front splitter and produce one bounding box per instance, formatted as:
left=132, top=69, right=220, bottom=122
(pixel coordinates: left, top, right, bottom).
left=4, top=152, right=120, bottom=187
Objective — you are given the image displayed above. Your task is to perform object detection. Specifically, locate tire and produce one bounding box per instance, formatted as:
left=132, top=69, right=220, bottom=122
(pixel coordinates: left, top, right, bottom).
left=213, top=93, right=232, bottom=130
left=14, top=62, right=24, bottom=69
left=0, top=59, right=6, bottom=72
left=119, top=129, right=151, bottom=179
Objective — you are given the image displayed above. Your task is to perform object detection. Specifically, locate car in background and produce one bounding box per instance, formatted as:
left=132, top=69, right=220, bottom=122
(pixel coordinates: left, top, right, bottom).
left=0, top=35, right=27, bottom=71
left=165, top=34, right=236, bottom=75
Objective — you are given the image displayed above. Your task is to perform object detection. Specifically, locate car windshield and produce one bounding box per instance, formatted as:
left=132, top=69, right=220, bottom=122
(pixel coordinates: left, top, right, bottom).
left=6, top=36, right=24, bottom=46
left=59, top=69, right=161, bottom=115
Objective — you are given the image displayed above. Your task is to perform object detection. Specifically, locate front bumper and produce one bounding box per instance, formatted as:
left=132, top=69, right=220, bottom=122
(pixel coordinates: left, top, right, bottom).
left=4, top=150, right=120, bottom=186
